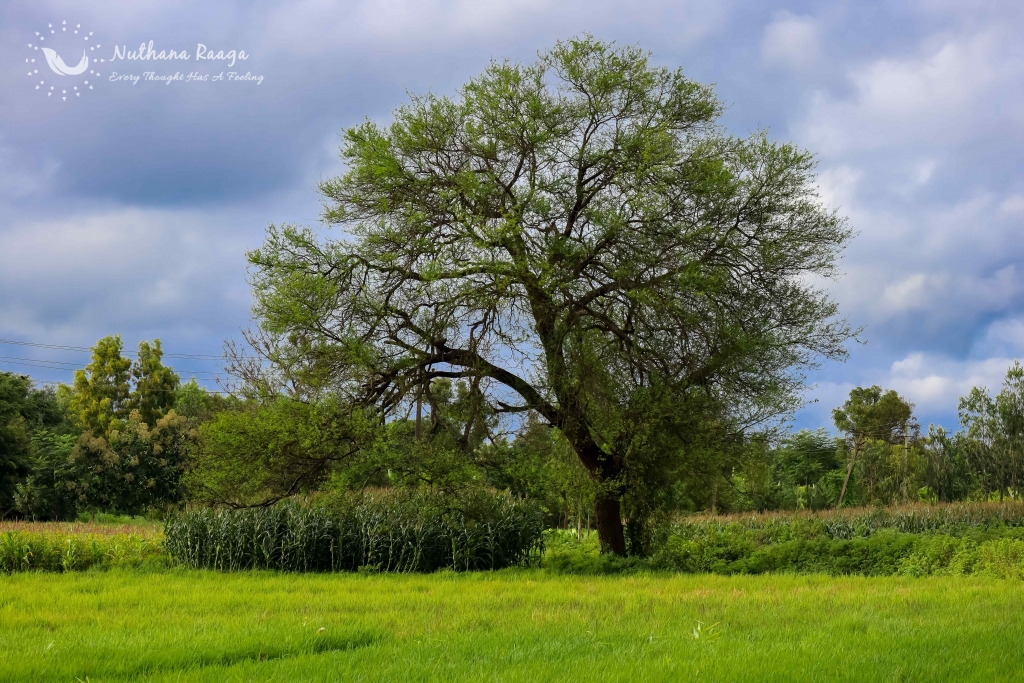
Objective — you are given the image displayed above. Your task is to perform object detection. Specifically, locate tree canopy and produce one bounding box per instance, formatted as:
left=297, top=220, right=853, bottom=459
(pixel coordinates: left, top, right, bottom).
left=832, top=385, right=914, bottom=507
left=240, top=37, right=853, bottom=553
left=70, top=336, right=179, bottom=437
left=959, top=361, right=1024, bottom=500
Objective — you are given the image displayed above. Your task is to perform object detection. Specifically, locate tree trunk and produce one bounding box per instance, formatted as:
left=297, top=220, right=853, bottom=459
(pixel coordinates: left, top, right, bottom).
left=902, top=426, right=910, bottom=503
left=594, top=493, right=627, bottom=556
left=557, top=415, right=627, bottom=554
left=837, top=441, right=860, bottom=508
left=415, top=391, right=422, bottom=440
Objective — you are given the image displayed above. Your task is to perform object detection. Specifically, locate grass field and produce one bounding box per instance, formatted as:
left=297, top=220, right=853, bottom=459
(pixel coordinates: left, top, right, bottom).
left=3, top=570, right=1024, bottom=682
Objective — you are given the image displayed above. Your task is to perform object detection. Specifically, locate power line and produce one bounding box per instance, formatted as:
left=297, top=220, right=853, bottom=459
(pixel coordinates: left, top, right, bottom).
left=0, top=354, right=225, bottom=376
left=0, top=338, right=224, bottom=360
left=0, top=359, right=80, bottom=372
left=30, top=379, right=235, bottom=395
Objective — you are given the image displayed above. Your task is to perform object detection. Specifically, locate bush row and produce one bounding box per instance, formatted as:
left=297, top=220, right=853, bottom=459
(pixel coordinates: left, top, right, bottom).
left=546, top=516, right=1024, bottom=577
left=0, top=531, right=166, bottom=573
left=164, top=489, right=544, bottom=573
left=649, top=529, right=1024, bottom=577
left=668, top=502, right=1024, bottom=545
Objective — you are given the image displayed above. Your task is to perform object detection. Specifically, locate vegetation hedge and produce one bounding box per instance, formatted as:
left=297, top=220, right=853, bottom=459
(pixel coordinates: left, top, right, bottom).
left=547, top=529, right=1024, bottom=578
left=546, top=502, right=1024, bottom=576
left=0, top=531, right=165, bottom=573
left=12, top=500, right=1024, bottom=578
left=666, top=502, right=1024, bottom=544
left=164, top=489, right=544, bottom=573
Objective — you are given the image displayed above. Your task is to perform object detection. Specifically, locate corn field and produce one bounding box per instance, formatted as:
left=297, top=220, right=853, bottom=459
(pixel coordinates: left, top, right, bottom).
left=164, top=490, right=544, bottom=572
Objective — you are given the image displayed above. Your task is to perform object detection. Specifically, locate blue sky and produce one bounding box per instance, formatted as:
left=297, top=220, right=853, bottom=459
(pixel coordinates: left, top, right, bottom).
left=1, top=0, right=1022, bottom=431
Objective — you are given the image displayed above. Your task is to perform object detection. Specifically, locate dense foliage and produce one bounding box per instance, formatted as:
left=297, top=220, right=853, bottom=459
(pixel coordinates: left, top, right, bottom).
left=165, top=490, right=544, bottom=572
left=546, top=502, right=1024, bottom=577
left=0, top=372, right=70, bottom=517
left=0, top=336, right=209, bottom=520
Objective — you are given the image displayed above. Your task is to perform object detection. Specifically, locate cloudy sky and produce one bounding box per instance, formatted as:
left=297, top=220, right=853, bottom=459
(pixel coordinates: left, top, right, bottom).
left=1, top=0, right=1022, bottom=431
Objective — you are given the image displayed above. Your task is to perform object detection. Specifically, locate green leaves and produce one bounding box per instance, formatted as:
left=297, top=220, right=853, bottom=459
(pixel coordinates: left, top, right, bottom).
left=187, top=397, right=372, bottom=507
left=69, top=335, right=180, bottom=438
left=833, top=386, right=914, bottom=445
left=957, top=360, right=1024, bottom=499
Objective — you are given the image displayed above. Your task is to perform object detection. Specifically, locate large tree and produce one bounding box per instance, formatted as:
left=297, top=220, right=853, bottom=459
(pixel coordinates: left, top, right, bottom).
left=242, top=37, right=852, bottom=554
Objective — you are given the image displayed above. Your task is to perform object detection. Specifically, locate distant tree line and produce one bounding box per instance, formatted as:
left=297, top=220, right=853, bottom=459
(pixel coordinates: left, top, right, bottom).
left=727, top=362, right=1024, bottom=513
left=0, top=336, right=229, bottom=520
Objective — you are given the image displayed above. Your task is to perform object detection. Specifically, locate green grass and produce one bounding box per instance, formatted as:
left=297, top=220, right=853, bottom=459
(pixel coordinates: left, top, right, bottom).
left=3, top=570, right=1024, bottom=682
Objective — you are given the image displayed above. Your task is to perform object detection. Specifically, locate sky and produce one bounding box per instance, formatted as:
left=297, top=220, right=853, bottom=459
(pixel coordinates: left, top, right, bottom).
left=0, top=0, right=1022, bottom=432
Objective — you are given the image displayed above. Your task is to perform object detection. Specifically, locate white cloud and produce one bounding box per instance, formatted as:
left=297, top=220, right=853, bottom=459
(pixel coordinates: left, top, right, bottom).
left=0, top=210, right=160, bottom=278
left=882, top=273, right=934, bottom=311
left=815, top=165, right=862, bottom=209
left=356, top=0, right=549, bottom=41
left=803, top=351, right=1018, bottom=427
left=911, top=159, right=937, bottom=187
left=798, top=31, right=1020, bottom=154
left=971, top=317, right=1024, bottom=358
left=843, top=262, right=1023, bottom=322
left=887, top=352, right=1014, bottom=412
left=853, top=38, right=995, bottom=115
left=761, top=14, right=819, bottom=69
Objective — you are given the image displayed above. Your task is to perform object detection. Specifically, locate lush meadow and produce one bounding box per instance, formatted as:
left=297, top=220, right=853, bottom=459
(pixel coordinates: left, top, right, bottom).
left=6, top=503, right=1024, bottom=681
left=3, top=570, right=1024, bottom=682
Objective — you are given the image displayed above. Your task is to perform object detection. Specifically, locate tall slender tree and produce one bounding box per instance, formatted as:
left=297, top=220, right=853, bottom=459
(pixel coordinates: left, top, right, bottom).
left=832, top=386, right=913, bottom=508
left=70, top=336, right=132, bottom=436
left=130, top=340, right=180, bottom=426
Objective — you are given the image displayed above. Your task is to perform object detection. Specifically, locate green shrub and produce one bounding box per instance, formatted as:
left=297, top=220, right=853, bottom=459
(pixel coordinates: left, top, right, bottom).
left=542, top=531, right=646, bottom=574
left=164, top=489, right=544, bottom=573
